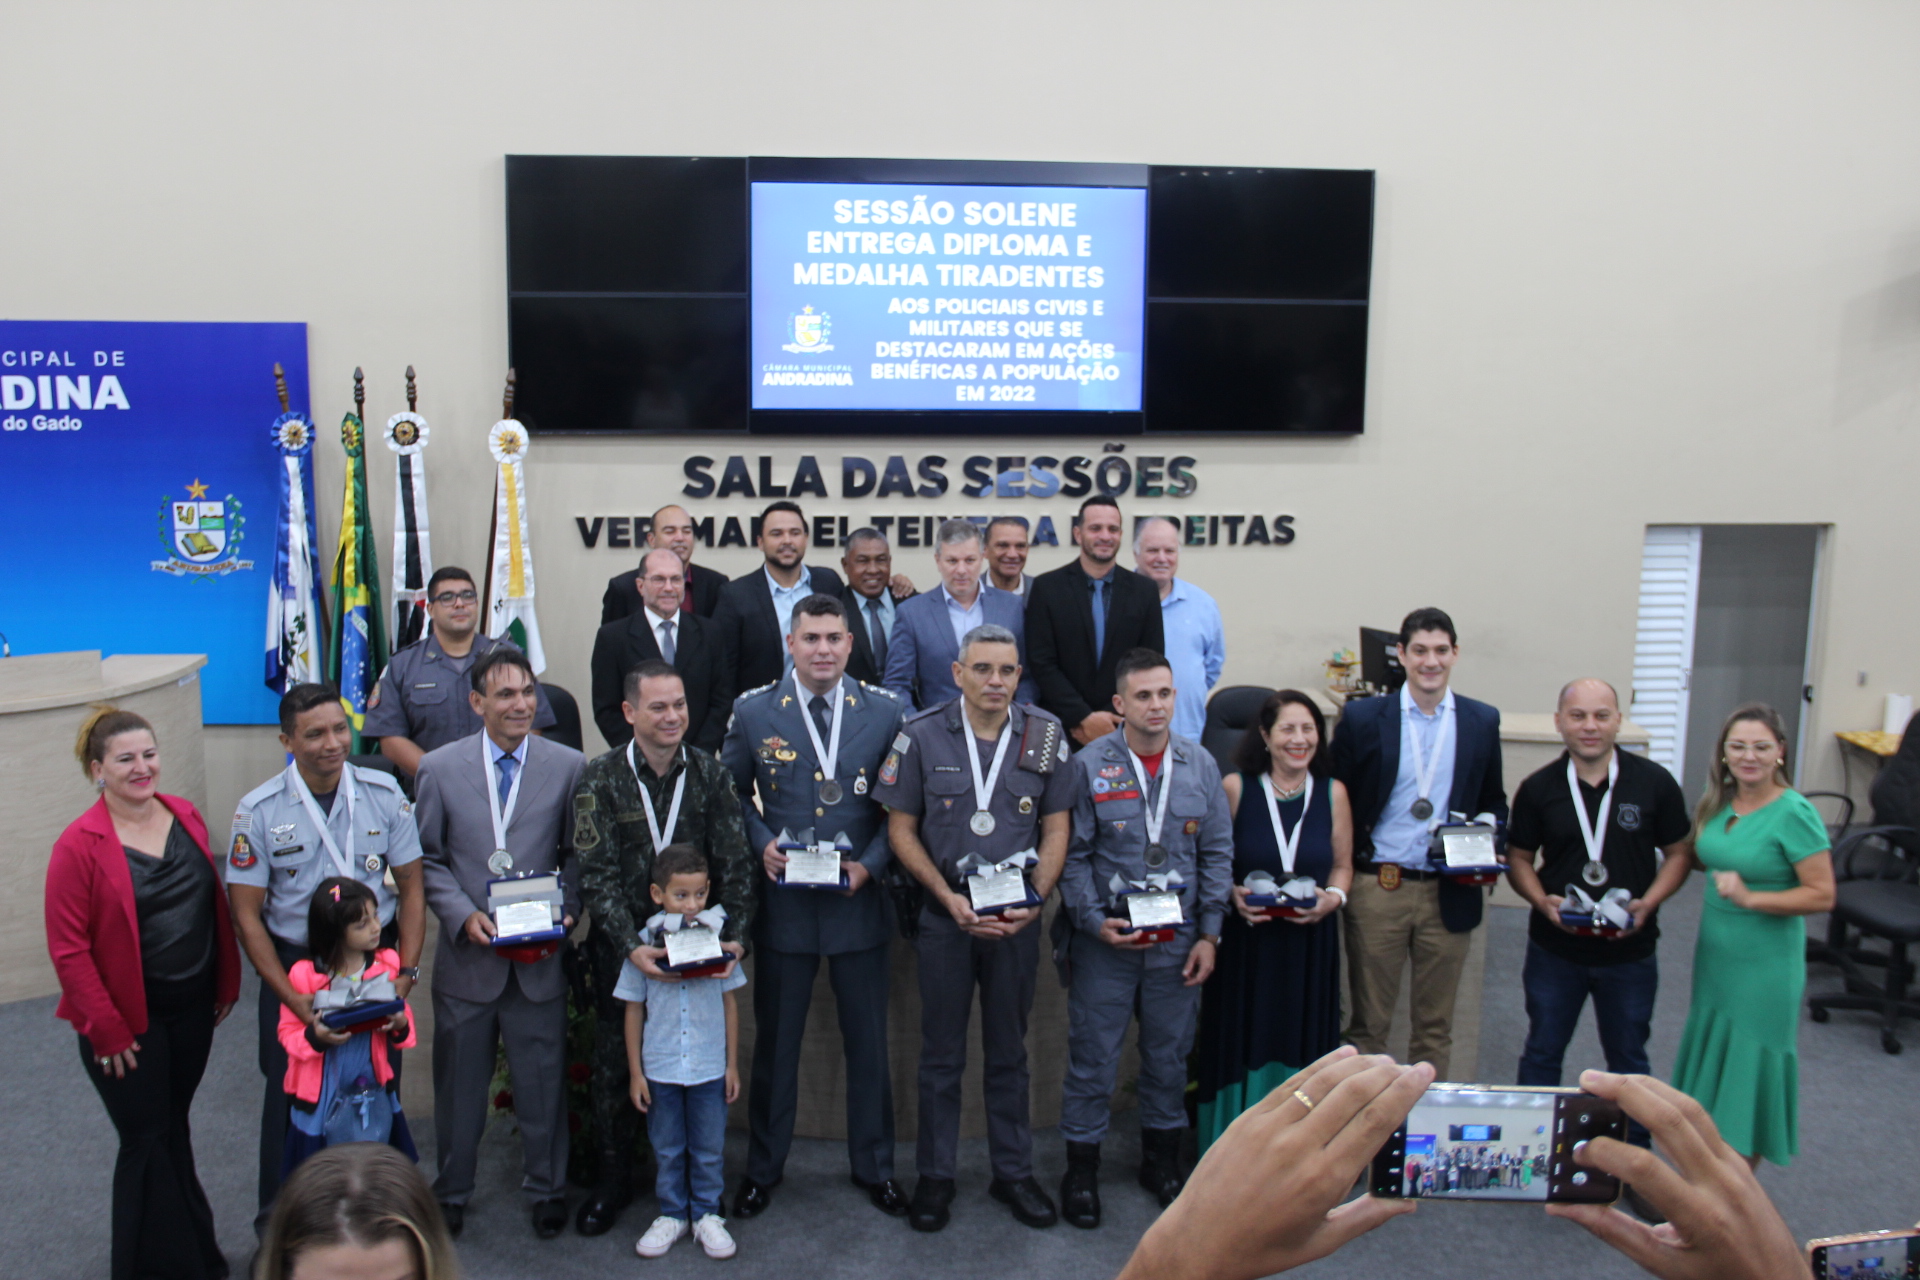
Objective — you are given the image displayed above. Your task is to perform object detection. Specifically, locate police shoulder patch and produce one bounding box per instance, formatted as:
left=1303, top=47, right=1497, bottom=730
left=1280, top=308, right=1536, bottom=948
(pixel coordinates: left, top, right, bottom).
left=229, top=833, right=257, bottom=869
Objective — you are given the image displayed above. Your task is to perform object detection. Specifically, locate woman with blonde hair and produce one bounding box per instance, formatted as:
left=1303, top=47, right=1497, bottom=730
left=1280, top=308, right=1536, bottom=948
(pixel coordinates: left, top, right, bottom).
left=45, top=705, right=241, bottom=1279
left=257, top=1143, right=459, bottom=1280
left=1670, top=702, right=1835, bottom=1168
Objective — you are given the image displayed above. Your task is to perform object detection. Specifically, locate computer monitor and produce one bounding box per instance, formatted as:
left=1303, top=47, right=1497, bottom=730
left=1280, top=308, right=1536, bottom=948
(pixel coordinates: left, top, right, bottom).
left=1359, top=627, right=1405, bottom=693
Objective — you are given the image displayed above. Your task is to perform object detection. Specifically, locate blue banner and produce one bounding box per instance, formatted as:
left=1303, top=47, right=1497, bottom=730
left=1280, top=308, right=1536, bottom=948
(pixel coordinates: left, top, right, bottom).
left=751, top=181, right=1146, bottom=412
left=2, top=320, right=308, bottom=724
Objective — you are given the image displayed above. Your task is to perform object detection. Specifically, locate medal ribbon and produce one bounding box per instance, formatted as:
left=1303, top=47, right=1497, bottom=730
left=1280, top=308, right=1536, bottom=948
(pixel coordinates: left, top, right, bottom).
left=1567, top=753, right=1618, bottom=877
left=1260, top=772, right=1314, bottom=875
left=288, top=762, right=358, bottom=879
left=966, top=715, right=1015, bottom=819
left=483, top=734, right=528, bottom=862
left=627, top=742, right=688, bottom=853
left=792, top=672, right=845, bottom=785
left=1124, top=743, right=1176, bottom=850
left=1410, top=701, right=1449, bottom=819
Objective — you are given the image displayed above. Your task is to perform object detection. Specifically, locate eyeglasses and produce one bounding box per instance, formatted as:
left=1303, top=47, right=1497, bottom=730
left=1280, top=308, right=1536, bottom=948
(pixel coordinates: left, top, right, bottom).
left=431, top=589, right=479, bottom=605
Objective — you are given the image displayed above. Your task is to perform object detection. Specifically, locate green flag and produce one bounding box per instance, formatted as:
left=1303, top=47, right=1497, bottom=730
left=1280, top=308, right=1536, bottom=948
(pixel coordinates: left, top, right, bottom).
left=327, top=412, right=387, bottom=753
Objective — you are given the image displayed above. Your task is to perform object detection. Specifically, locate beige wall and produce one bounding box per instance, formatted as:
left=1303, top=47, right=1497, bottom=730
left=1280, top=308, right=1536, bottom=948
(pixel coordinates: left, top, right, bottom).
left=6, top=2, right=1918, bottom=812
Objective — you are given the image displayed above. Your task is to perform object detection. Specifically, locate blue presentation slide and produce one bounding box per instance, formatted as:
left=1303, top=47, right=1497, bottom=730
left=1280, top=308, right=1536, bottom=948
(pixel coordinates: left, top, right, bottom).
left=2, top=320, right=308, bottom=724
left=751, top=181, right=1146, bottom=412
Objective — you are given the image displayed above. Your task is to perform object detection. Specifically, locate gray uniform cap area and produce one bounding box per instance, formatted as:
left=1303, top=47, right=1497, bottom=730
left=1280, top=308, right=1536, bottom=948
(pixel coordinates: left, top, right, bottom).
left=362, top=631, right=556, bottom=753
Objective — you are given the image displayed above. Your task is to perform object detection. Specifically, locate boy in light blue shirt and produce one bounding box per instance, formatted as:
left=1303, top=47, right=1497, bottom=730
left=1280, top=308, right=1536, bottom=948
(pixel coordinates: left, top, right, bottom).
left=617, top=843, right=747, bottom=1260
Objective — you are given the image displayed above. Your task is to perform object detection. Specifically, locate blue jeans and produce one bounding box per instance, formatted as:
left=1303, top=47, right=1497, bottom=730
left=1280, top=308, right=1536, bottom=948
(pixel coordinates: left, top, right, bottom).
left=1515, top=941, right=1657, bottom=1146
left=648, top=1076, right=727, bottom=1220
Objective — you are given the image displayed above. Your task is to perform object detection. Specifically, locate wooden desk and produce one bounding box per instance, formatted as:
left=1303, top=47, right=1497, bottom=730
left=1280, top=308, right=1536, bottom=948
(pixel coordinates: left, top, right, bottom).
left=1836, top=729, right=1903, bottom=799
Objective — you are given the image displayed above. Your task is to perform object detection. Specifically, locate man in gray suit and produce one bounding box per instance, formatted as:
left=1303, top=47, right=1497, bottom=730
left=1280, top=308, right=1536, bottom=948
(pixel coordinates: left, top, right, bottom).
left=415, top=647, right=587, bottom=1240
left=884, top=519, right=1038, bottom=710
left=721, top=593, right=908, bottom=1221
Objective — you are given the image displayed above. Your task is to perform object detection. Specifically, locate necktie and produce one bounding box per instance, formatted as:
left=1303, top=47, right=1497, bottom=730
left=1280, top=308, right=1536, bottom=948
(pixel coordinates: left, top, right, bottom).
left=1090, top=576, right=1108, bottom=662
left=659, top=618, right=677, bottom=664
left=496, top=753, right=517, bottom=807
left=810, top=694, right=831, bottom=739
left=868, top=599, right=888, bottom=670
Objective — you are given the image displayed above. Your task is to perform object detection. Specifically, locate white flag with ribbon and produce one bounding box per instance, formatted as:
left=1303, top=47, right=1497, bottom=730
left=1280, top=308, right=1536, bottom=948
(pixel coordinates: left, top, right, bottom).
left=265, top=411, right=324, bottom=691
left=481, top=418, right=545, bottom=673
left=384, top=410, right=433, bottom=649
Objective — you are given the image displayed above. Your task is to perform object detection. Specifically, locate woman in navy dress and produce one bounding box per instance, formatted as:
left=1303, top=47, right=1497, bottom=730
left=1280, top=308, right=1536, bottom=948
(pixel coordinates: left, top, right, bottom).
left=1195, top=689, right=1353, bottom=1151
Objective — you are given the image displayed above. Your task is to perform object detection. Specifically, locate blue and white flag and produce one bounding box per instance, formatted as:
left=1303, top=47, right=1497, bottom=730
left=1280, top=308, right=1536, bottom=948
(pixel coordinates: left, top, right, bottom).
left=265, top=410, right=324, bottom=692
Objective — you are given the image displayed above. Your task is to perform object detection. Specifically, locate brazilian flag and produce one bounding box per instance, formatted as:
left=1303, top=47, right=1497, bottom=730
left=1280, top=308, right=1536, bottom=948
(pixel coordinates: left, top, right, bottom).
left=327, top=412, right=387, bottom=752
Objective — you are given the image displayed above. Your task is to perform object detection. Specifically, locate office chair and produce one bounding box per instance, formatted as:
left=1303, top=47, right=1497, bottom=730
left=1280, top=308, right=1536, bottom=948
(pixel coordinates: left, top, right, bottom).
left=1201, top=685, right=1277, bottom=778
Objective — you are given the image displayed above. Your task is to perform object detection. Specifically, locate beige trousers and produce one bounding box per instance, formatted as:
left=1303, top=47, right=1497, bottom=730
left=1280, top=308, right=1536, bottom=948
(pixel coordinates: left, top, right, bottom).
left=1342, top=873, right=1474, bottom=1079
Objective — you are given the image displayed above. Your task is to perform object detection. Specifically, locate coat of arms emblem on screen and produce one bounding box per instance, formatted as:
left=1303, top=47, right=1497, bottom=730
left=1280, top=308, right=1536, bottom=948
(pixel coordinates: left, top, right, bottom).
left=152, top=478, right=254, bottom=578
left=782, top=305, right=833, bottom=354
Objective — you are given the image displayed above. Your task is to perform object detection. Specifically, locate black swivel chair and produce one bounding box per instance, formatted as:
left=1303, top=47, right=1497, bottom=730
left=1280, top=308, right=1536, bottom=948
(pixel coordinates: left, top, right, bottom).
left=347, top=749, right=409, bottom=797
left=1202, top=685, right=1277, bottom=778
left=1808, top=714, right=1920, bottom=1054
left=541, top=682, right=585, bottom=754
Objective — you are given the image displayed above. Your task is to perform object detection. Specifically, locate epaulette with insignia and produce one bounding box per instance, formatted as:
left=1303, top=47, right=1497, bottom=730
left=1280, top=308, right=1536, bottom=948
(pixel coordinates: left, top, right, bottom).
left=860, top=681, right=900, bottom=700
left=732, top=681, right=778, bottom=708
left=1018, top=714, right=1063, bottom=775
left=351, top=764, right=404, bottom=793
left=238, top=772, right=290, bottom=808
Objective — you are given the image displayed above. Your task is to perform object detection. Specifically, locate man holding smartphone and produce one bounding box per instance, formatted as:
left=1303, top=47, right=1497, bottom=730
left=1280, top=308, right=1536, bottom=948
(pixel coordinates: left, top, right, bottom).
left=1504, top=678, right=1692, bottom=1152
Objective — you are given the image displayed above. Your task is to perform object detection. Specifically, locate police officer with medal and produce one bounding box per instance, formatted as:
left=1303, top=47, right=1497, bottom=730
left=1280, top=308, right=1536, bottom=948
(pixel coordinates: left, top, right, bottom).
left=226, top=683, right=426, bottom=1221
left=875, top=623, right=1074, bottom=1234
left=1055, top=649, right=1233, bottom=1227
left=720, top=594, right=909, bottom=1221
left=364, top=565, right=556, bottom=778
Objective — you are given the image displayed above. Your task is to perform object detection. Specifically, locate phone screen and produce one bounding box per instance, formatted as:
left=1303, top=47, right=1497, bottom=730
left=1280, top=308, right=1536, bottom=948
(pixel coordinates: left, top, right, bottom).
left=1811, top=1234, right=1920, bottom=1279
left=1371, top=1085, right=1625, bottom=1204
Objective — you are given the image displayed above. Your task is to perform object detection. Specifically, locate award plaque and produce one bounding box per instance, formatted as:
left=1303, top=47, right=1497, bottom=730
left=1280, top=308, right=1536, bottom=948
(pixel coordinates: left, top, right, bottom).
left=968, top=866, right=1032, bottom=914
left=1126, top=890, right=1185, bottom=929
left=782, top=842, right=844, bottom=888
left=1246, top=875, right=1321, bottom=919
left=665, top=924, right=725, bottom=969
left=494, top=899, right=553, bottom=939
left=1434, top=824, right=1502, bottom=885
left=487, top=871, right=566, bottom=958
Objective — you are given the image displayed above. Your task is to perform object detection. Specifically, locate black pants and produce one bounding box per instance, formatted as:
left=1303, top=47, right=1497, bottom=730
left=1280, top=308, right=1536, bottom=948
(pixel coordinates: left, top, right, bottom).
left=257, top=925, right=402, bottom=1222
left=81, top=978, right=226, bottom=1280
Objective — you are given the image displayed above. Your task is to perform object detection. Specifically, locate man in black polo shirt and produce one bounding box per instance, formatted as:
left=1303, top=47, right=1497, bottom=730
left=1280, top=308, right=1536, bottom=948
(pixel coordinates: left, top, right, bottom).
left=1505, top=678, right=1691, bottom=1143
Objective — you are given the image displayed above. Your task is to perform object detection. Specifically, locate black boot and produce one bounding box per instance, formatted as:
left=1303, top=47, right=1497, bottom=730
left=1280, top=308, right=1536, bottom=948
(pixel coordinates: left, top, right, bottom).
left=574, top=1147, right=632, bottom=1236
left=1060, top=1141, right=1102, bottom=1229
left=1138, top=1127, right=1187, bottom=1208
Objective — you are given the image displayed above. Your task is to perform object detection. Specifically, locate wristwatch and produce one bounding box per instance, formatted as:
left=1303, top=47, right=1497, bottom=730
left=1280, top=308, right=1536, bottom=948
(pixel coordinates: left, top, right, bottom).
left=396, top=966, right=421, bottom=982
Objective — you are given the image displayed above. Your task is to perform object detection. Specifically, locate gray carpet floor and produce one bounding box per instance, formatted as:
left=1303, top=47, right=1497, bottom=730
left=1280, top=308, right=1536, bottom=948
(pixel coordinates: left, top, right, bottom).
left=7, top=878, right=1918, bottom=1279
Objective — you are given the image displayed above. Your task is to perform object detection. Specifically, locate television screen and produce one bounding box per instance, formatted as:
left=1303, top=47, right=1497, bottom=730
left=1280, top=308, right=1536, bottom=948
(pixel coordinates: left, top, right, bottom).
left=750, top=181, right=1147, bottom=412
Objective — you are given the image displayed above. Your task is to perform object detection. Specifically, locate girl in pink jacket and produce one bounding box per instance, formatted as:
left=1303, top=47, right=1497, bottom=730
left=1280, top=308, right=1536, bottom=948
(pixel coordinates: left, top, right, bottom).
left=278, top=878, right=418, bottom=1177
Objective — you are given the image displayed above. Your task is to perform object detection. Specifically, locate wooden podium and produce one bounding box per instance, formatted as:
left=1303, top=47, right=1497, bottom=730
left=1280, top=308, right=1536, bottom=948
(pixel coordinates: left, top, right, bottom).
left=0, top=651, right=208, bottom=1003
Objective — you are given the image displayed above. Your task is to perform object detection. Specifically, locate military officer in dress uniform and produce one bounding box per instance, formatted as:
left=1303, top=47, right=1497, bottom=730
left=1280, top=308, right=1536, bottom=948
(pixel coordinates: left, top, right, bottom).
left=1055, top=648, right=1233, bottom=1228
left=721, top=594, right=909, bottom=1221
left=226, top=682, right=426, bottom=1221
left=875, top=623, right=1074, bottom=1234
left=364, top=565, right=555, bottom=777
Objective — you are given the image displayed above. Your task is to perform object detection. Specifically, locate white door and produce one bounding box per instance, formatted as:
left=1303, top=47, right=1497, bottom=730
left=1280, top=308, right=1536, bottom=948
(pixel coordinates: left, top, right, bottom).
left=1632, top=526, right=1702, bottom=786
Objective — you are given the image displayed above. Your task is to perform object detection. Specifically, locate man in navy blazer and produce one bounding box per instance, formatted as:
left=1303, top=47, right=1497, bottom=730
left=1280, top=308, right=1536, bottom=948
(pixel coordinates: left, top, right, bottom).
left=1330, top=607, right=1507, bottom=1079
left=711, top=501, right=845, bottom=698
left=883, top=519, right=1037, bottom=709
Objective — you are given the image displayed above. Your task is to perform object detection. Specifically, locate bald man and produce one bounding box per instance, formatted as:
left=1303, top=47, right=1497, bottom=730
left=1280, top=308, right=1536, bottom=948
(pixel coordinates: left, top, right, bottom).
left=1504, top=678, right=1691, bottom=1153
left=601, top=504, right=730, bottom=623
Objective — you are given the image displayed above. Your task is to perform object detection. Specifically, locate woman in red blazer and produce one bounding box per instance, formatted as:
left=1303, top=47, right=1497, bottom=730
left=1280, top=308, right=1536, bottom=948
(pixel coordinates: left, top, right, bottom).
left=46, top=706, right=241, bottom=1280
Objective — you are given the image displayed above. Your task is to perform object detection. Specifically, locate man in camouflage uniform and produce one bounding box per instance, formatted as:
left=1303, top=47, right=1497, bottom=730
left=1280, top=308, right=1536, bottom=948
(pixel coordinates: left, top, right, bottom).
left=570, top=658, right=758, bottom=1236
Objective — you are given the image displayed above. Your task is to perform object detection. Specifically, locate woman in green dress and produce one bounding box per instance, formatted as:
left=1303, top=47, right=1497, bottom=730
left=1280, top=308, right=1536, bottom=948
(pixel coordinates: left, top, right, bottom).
left=1671, top=702, right=1835, bottom=1167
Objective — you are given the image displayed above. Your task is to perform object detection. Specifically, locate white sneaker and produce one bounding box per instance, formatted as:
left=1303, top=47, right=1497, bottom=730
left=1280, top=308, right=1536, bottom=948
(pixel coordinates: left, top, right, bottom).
left=692, top=1213, right=737, bottom=1259
left=635, top=1216, right=688, bottom=1258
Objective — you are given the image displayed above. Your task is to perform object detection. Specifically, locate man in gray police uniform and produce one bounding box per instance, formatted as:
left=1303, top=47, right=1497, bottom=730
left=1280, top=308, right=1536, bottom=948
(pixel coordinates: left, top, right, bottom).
left=364, top=564, right=555, bottom=776
left=721, top=593, right=909, bottom=1221
left=1055, top=648, right=1232, bottom=1228
left=226, top=682, right=426, bottom=1220
left=876, top=622, right=1073, bottom=1234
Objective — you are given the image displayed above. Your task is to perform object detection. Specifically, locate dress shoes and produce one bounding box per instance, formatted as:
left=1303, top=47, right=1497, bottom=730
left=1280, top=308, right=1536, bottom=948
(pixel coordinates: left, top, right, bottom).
left=852, top=1174, right=910, bottom=1217
left=989, top=1176, right=1058, bottom=1228
left=907, top=1177, right=955, bottom=1232
left=438, top=1203, right=464, bottom=1238
left=532, top=1197, right=569, bottom=1238
left=732, top=1176, right=779, bottom=1219
left=575, top=1149, right=634, bottom=1236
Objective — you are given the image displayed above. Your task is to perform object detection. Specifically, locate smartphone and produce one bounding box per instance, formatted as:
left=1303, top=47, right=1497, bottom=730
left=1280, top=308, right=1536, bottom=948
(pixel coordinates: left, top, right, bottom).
left=1807, top=1230, right=1920, bottom=1279
left=1370, top=1084, right=1626, bottom=1204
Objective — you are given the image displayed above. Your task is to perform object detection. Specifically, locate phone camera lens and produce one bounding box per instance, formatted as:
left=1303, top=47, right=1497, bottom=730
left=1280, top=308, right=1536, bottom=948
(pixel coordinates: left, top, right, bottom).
left=1571, top=1172, right=1588, bottom=1186
left=1577, top=1112, right=1591, bottom=1125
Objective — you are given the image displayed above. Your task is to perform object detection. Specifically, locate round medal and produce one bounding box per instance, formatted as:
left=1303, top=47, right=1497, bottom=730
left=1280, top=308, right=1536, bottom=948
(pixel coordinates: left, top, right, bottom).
left=1581, top=860, right=1610, bottom=887
left=969, top=810, right=996, bottom=837
left=1145, top=842, right=1167, bottom=868
left=818, top=780, right=844, bottom=806
left=488, top=849, right=514, bottom=876
left=1410, top=797, right=1434, bottom=821
left=365, top=854, right=383, bottom=874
